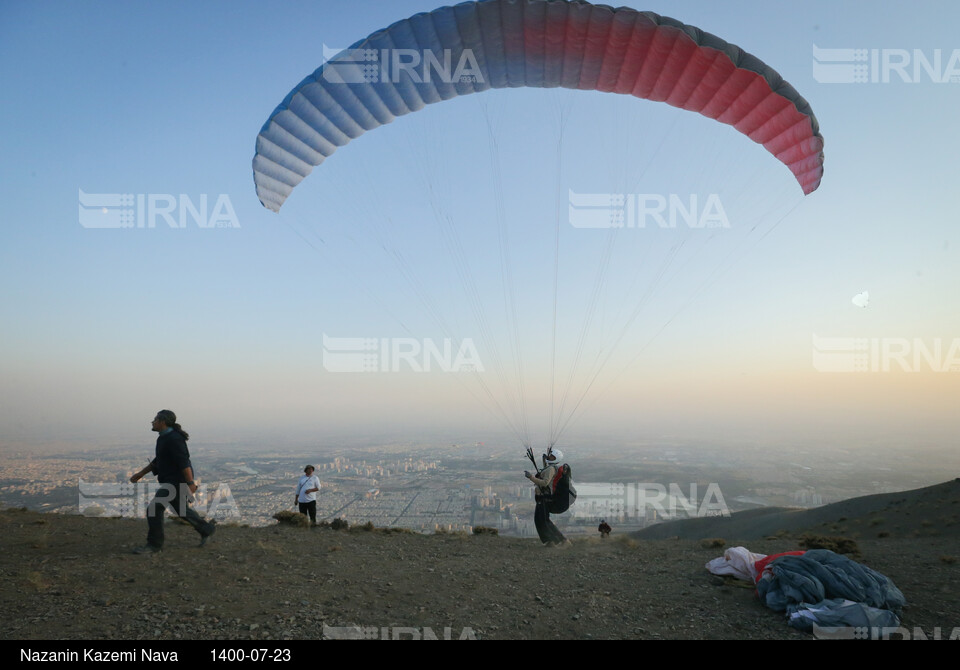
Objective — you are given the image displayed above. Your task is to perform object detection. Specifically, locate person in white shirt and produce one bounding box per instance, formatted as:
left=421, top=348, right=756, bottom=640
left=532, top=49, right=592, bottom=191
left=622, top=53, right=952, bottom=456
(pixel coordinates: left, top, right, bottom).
left=295, top=465, right=321, bottom=525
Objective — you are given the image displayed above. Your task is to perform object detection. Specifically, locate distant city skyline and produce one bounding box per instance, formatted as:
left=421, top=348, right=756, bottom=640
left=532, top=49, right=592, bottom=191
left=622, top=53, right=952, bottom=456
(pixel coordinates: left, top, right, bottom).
left=5, top=439, right=954, bottom=537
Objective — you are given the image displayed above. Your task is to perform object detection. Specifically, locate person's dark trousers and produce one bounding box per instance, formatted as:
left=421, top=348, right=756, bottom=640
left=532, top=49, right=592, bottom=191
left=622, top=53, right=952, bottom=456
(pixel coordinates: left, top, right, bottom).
left=299, top=500, right=317, bottom=524
left=146, top=483, right=214, bottom=549
left=534, top=496, right=566, bottom=545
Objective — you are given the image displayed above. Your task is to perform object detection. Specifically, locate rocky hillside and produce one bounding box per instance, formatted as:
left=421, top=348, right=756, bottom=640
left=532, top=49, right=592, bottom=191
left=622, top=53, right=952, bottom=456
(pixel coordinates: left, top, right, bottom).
left=2, top=481, right=959, bottom=641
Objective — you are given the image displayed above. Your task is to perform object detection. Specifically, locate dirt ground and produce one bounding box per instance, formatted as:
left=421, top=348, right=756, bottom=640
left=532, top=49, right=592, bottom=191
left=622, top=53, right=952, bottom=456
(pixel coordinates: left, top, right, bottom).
left=1, top=508, right=956, bottom=641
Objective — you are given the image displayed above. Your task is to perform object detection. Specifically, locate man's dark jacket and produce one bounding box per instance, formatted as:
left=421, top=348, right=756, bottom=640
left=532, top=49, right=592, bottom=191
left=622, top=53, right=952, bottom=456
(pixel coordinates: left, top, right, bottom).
left=150, top=430, right=192, bottom=484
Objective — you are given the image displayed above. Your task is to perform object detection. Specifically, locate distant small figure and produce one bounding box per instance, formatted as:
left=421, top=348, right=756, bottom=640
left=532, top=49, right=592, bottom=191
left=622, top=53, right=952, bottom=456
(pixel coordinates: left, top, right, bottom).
left=598, top=519, right=612, bottom=539
left=296, top=465, right=321, bottom=525
left=129, top=410, right=216, bottom=553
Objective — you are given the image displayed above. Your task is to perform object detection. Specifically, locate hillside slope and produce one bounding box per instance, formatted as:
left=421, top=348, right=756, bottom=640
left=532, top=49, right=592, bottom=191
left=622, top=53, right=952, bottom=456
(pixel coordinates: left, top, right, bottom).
left=2, top=481, right=959, bottom=641
left=636, top=478, right=960, bottom=542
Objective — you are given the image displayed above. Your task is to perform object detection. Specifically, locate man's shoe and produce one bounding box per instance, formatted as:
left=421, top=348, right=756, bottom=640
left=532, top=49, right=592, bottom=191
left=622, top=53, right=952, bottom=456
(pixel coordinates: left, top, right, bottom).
left=132, top=545, right=161, bottom=554
left=199, top=521, right=217, bottom=547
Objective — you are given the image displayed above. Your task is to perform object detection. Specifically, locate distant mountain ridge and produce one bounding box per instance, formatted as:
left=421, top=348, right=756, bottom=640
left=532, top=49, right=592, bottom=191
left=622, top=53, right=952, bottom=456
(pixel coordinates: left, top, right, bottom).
left=635, top=478, right=960, bottom=541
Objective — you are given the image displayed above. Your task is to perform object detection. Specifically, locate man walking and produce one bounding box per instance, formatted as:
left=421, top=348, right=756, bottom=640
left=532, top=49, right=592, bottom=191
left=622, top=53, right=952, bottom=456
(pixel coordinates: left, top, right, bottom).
left=129, top=410, right=216, bottom=553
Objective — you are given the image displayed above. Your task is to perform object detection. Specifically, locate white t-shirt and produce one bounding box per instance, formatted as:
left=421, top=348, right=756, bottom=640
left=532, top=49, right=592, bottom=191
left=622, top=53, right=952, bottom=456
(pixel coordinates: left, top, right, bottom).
left=297, top=474, right=321, bottom=503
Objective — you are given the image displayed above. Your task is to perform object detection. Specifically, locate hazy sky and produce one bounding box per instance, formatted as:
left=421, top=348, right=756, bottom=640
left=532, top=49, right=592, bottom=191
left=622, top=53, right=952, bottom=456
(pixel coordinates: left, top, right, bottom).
left=1, top=1, right=958, bottom=453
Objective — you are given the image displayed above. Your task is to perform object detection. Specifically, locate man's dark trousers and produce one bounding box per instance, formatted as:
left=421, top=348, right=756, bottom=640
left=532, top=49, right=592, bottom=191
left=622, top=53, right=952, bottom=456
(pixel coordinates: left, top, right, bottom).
left=146, top=483, right=213, bottom=549
left=299, top=500, right=317, bottom=524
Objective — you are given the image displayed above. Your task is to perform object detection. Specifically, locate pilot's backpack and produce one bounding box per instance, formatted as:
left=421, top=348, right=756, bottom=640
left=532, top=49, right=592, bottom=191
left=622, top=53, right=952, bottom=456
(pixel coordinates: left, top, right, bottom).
left=546, top=463, right=577, bottom=514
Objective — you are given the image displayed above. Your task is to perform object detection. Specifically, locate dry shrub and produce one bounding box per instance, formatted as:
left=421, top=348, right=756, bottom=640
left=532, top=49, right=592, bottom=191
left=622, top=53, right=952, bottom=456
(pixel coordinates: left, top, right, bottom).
left=472, top=526, right=499, bottom=536
left=273, top=510, right=310, bottom=528
left=798, top=533, right=860, bottom=557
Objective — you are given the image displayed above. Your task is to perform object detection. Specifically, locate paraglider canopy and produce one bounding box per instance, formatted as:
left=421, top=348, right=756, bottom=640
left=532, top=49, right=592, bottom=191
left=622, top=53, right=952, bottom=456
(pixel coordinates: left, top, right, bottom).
left=253, top=0, right=823, bottom=212
left=251, top=0, right=826, bottom=450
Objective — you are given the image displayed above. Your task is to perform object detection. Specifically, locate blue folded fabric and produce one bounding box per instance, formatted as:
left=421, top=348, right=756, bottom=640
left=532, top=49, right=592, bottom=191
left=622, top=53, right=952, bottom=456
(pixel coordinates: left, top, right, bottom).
left=756, top=549, right=906, bottom=628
